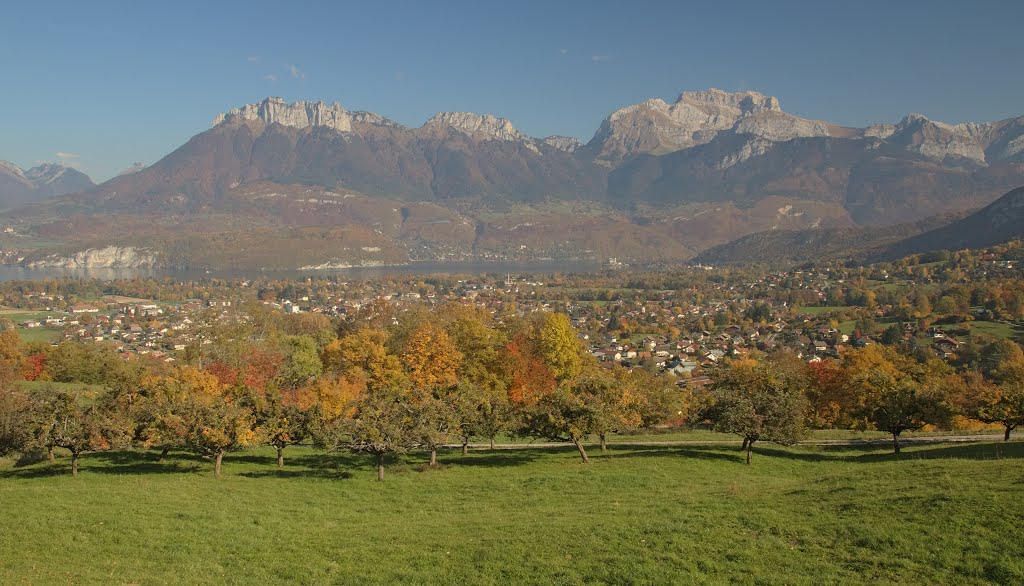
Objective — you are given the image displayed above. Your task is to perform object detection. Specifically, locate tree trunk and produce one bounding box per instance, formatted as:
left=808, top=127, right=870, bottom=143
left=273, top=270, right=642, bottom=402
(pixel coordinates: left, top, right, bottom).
left=377, top=453, right=385, bottom=481
left=892, top=433, right=901, bottom=454
left=277, top=446, right=284, bottom=467
left=740, top=437, right=749, bottom=452
left=429, top=447, right=437, bottom=467
left=157, top=447, right=170, bottom=462
left=489, top=436, right=495, bottom=450
left=48, top=445, right=54, bottom=462
left=1005, top=425, right=1014, bottom=442
left=745, top=441, right=753, bottom=465
left=461, top=441, right=468, bottom=456
left=574, top=439, right=590, bottom=463
left=71, top=453, right=79, bottom=476
left=214, top=450, right=224, bottom=477
left=599, top=433, right=608, bottom=452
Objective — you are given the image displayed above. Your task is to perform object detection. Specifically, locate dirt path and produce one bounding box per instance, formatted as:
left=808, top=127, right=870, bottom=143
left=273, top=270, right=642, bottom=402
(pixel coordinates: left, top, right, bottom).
left=453, top=434, right=1010, bottom=450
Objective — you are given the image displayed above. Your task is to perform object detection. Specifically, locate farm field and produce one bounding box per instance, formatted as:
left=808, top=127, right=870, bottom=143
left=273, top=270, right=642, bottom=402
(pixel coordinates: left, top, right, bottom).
left=2, top=441, right=1022, bottom=585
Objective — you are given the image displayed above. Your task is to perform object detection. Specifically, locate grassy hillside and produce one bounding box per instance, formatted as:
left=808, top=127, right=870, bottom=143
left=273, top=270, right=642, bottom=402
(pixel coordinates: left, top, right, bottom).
left=2, top=442, right=1022, bottom=584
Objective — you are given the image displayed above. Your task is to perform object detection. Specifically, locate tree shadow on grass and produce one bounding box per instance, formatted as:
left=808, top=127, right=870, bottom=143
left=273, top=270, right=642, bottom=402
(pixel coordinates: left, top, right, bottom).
left=598, top=441, right=1024, bottom=465
left=591, top=444, right=745, bottom=463
left=439, top=449, right=543, bottom=469
left=752, top=441, right=1024, bottom=463
left=0, top=462, right=68, bottom=479
left=238, top=453, right=357, bottom=480
left=87, top=451, right=203, bottom=475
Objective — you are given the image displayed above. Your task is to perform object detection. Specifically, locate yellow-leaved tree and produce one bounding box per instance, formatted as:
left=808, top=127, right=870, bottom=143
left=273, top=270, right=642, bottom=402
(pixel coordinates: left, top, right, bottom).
left=145, top=366, right=260, bottom=477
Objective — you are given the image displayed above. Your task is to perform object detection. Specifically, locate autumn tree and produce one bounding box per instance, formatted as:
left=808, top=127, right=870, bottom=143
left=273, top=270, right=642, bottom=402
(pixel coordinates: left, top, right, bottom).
left=323, top=328, right=404, bottom=391
left=980, top=339, right=1024, bottom=383
left=446, top=312, right=514, bottom=451
left=537, top=313, right=585, bottom=384
left=33, top=386, right=132, bottom=476
left=805, top=359, right=856, bottom=428
left=0, top=386, right=32, bottom=457
left=241, top=382, right=310, bottom=467
left=844, top=346, right=953, bottom=453
left=707, top=358, right=809, bottom=464
left=401, top=321, right=461, bottom=466
left=972, top=378, right=1024, bottom=441
left=146, top=367, right=260, bottom=477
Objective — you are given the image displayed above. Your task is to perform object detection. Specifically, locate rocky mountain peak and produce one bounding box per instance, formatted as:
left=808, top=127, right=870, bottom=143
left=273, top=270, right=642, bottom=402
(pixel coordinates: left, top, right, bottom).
left=425, top=112, right=532, bottom=143
left=589, top=88, right=807, bottom=164
left=676, top=88, right=782, bottom=114
left=542, top=135, right=583, bottom=153
left=0, top=160, right=29, bottom=184
left=214, top=97, right=354, bottom=132
left=213, top=97, right=404, bottom=135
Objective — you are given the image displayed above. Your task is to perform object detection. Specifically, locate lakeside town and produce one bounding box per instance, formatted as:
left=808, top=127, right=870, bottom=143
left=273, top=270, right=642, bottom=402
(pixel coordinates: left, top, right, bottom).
left=3, top=241, right=1021, bottom=389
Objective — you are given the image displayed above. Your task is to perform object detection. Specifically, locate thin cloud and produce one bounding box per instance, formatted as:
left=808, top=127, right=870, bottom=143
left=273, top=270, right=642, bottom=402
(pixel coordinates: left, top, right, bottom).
left=591, top=54, right=609, bottom=62
left=289, top=64, right=305, bottom=80
left=247, top=56, right=260, bottom=63
left=559, top=48, right=568, bottom=56
left=55, top=152, right=80, bottom=159
left=264, top=74, right=278, bottom=82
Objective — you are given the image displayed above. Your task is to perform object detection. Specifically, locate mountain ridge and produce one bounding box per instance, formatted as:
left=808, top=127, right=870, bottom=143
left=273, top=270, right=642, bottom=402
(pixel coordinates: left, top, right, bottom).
left=3, top=89, right=1024, bottom=269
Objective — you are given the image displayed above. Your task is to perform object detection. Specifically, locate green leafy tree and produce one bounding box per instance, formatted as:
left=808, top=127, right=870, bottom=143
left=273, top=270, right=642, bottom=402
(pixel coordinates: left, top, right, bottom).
left=853, top=371, right=949, bottom=454
left=277, top=335, right=323, bottom=389
left=707, top=358, right=809, bottom=464
left=258, top=387, right=309, bottom=467
left=520, top=375, right=608, bottom=463
left=327, top=383, right=421, bottom=481
left=34, top=387, right=132, bottom=476
left=0, top=386, right=33, bottom=457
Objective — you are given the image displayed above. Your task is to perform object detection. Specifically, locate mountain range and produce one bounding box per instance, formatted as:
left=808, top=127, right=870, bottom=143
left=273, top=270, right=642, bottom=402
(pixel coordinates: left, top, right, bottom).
left=2, top=89, right=1023, bottom=269
left=0, top=161, right=95, bottom=208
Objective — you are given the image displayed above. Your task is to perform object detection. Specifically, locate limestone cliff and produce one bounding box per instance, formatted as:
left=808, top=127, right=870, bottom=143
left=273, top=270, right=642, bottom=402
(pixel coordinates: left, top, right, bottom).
left=26, top=246, right=158, bottom=269
left=213, top=97, right=402, bottom=133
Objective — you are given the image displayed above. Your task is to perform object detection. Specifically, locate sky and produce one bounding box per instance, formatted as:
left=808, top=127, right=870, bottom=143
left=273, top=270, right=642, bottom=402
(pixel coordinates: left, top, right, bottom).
left=2, top=0, right=1023, bottom=182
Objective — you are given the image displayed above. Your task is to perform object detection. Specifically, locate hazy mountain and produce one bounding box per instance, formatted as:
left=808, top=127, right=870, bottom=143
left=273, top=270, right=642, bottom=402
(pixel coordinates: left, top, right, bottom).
left=0, top=161, right=95, bottom=208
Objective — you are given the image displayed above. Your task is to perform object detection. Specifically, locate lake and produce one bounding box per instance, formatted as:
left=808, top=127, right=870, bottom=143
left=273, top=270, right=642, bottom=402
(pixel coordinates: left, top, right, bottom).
left=0, top=260, right=613, bottom=282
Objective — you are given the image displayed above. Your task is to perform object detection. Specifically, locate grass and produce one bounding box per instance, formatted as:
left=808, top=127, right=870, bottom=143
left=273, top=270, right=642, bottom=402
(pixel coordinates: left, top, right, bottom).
left=16, top=326, right=61, bottom=343
left=969, top=320, right=1024, bottom=341
left=2, top=441, right=1023, bottom=584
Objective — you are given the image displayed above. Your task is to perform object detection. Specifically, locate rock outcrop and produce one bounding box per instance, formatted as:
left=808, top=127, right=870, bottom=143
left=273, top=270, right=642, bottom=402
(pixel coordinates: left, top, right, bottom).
left=26, top=246, right=158, bottom=268
left=542, top=135, right=583, bottom=153
left=213, top=97, right=401, bottom=133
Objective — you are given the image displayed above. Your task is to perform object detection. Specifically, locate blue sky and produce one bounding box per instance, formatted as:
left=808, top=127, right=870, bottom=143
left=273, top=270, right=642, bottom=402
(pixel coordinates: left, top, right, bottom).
left=2, top=0, right=1023, bottom=181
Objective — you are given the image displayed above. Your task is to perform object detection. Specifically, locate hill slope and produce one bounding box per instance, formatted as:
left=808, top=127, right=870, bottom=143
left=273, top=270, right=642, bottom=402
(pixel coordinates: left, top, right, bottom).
left=880, top=186, right=1024, bottom=259
left=693, top=214, right=963, bottom=266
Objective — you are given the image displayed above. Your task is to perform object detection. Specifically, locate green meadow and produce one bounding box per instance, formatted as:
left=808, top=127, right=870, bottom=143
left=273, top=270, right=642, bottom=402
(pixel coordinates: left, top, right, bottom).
left=2, top=440, right=1022, bottom=585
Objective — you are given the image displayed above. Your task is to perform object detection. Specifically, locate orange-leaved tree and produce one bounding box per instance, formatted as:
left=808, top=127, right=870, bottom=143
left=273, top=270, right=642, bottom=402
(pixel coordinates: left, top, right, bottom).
left=146, top=366, right=260, bottom=477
